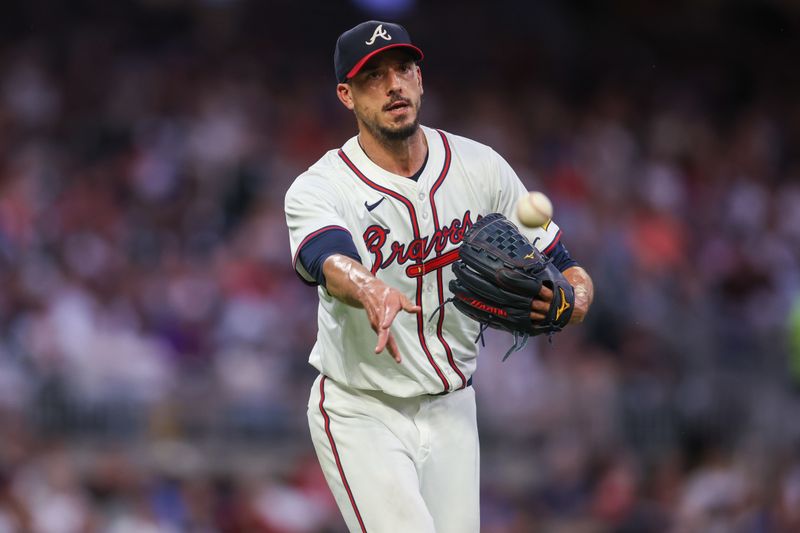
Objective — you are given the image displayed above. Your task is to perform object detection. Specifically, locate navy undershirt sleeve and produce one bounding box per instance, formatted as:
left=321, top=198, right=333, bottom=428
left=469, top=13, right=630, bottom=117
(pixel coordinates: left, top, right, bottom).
left=546, top=241, right=579, bottom=272
left=298, top=228, right=362, bottom=287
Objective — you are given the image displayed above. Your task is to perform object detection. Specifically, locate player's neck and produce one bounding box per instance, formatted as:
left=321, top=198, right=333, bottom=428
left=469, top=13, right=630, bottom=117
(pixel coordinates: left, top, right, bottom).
left=357, top=128, right=427, bottom=178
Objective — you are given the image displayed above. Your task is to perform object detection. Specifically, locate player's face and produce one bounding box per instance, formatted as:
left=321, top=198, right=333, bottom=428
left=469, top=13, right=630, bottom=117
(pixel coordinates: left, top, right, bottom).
left=337, top=49, right=423, bottom=141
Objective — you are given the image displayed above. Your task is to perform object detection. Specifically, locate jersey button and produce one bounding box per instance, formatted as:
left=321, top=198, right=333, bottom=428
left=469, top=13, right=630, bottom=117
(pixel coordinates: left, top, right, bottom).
left=421, top=211, right=429, bottom=220
left=418, top=192, right=425, bottom=201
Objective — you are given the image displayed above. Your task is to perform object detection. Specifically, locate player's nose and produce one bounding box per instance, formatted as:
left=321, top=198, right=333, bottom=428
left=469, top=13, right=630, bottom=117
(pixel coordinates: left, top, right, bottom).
left=385, top=68, right=405, bottom=91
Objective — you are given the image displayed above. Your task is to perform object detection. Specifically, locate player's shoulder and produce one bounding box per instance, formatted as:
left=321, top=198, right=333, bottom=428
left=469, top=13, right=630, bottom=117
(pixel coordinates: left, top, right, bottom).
left=426, top=126, right=493, bottom=153
left=425, top=126, right=499, bottom=161
left=285, top=148, right=344, bottom=202
left=424, top=127, right=505, bottom=181
left=301, top=147, right=345, bottom=180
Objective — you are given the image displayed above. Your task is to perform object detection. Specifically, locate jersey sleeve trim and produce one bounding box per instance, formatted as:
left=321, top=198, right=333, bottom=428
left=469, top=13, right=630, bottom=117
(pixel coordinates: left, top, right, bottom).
left=292, top=225, right=352, bottom=285
left=542, top=229, right=562, bottom=255
left=545, top=240, right=579, bottom=272
left=298, top=228, right=362, bottom=287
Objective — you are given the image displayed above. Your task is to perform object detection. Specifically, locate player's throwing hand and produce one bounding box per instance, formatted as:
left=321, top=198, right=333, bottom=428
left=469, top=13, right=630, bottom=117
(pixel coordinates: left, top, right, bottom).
left=319, top=254, right=421, bottom=364
left=358, top=278, right=421, bottom=363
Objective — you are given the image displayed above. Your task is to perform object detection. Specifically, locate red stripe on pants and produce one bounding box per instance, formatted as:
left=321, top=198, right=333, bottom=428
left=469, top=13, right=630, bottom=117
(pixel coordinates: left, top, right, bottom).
left=319, top=376, right=368, bottom=532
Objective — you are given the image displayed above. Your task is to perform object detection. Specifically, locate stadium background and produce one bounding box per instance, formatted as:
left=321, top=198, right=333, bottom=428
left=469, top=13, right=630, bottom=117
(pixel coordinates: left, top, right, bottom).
left=1, top=0, right=800, bottom=531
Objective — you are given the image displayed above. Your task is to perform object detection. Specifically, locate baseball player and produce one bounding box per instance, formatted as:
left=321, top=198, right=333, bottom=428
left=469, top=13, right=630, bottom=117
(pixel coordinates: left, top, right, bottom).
left=284, top=20, right=594, bottom=533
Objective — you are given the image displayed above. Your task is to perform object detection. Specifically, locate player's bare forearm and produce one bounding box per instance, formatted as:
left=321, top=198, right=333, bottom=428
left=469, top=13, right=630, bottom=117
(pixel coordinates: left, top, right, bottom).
left=322, top=254, right=420, bottom=362
left=562, top=266, right=593, bottom=323
left=322, top=254, right=376, bottom=308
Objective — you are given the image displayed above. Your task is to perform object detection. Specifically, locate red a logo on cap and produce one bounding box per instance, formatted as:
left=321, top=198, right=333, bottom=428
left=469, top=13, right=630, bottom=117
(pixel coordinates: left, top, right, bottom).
left=365, top=25, right=392, bottom=46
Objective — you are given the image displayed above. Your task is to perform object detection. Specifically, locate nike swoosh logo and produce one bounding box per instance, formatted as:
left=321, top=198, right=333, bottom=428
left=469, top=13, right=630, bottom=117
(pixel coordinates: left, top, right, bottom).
left=365, top=197, right=385, bottom=212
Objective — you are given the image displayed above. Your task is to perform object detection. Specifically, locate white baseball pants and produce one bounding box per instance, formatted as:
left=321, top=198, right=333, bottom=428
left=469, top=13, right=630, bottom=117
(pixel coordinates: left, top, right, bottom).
left=307, top=374, right=480, bottom=533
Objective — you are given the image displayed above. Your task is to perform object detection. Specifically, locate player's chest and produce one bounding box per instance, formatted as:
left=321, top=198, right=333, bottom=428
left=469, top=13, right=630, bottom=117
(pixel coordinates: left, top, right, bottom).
left=342, top=173, right=490, bottom=275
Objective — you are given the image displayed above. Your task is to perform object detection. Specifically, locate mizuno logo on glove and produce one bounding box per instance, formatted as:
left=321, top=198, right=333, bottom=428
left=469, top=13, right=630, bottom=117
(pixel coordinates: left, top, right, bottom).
left=555, top=286, right=570, bottom=321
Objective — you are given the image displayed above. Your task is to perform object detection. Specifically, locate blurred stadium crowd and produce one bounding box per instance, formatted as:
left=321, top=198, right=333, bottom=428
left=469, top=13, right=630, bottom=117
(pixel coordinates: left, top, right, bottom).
left=1, top=0, right=800, bottom=531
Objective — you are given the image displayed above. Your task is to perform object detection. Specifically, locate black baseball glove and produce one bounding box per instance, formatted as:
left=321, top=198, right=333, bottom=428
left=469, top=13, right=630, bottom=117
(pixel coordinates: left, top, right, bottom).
left=448, top=213, right=574, bottom=360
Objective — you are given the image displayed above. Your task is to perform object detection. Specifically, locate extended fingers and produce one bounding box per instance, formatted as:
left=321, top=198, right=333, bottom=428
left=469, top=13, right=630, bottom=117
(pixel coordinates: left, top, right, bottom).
left=371, top=290, right=416, bottom=360
left=375, top=326, right=390, bottom=354
left=376, top=296, right=403, bottom=353
left=386, top=333, right=402, bottom=363
left=375, top=321, right=402, bottom=364
left=401, top=296, right=421, bottom=314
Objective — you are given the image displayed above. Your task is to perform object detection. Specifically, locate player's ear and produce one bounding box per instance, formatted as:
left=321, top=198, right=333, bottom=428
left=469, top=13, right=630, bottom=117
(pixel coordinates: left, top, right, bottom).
left=416, top=66, right=423, bottom=95
left=336, top=83, right=355, bottom=110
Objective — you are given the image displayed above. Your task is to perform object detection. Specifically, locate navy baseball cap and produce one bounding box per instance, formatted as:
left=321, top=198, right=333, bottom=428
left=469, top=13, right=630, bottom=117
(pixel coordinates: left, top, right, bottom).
left=334, top=21, right=424, bottom=83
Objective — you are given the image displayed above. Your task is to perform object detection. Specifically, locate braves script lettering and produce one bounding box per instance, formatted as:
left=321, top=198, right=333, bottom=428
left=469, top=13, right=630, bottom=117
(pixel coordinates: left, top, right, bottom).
left=363, top=211, right=475, bottom=275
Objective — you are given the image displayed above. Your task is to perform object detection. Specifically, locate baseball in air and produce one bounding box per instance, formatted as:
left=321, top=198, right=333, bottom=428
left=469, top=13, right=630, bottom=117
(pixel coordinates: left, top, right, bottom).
left=516, top=191, right=553, bottom=228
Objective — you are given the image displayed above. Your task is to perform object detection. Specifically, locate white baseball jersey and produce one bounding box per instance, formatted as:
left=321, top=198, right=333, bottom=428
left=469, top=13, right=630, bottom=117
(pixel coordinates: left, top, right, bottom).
left=285, top=125, right=562, bottom=397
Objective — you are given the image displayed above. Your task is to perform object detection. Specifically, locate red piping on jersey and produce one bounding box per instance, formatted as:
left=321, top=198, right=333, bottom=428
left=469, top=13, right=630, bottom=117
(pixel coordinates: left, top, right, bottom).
left=292, top=225, right=352, bottom=286
left=428, top=130, right=467, bottom=389
left=543, top=229, right=562, bottom=255
left=319, top=377, right=368, bottom=533
left=338, top=149, right=451, bottom=392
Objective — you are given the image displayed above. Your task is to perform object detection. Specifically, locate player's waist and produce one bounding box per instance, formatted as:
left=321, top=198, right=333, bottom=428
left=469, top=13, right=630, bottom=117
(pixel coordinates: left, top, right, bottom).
left=320, top=373, right=473, bottom=399
left=430, top=376, right=473, bottom=396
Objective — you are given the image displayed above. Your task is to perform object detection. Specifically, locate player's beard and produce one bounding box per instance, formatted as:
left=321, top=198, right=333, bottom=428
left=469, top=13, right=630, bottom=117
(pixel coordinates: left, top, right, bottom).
left=378, top=116, right=420, bottom=141
left=358, top=99, right=421, bottom=143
